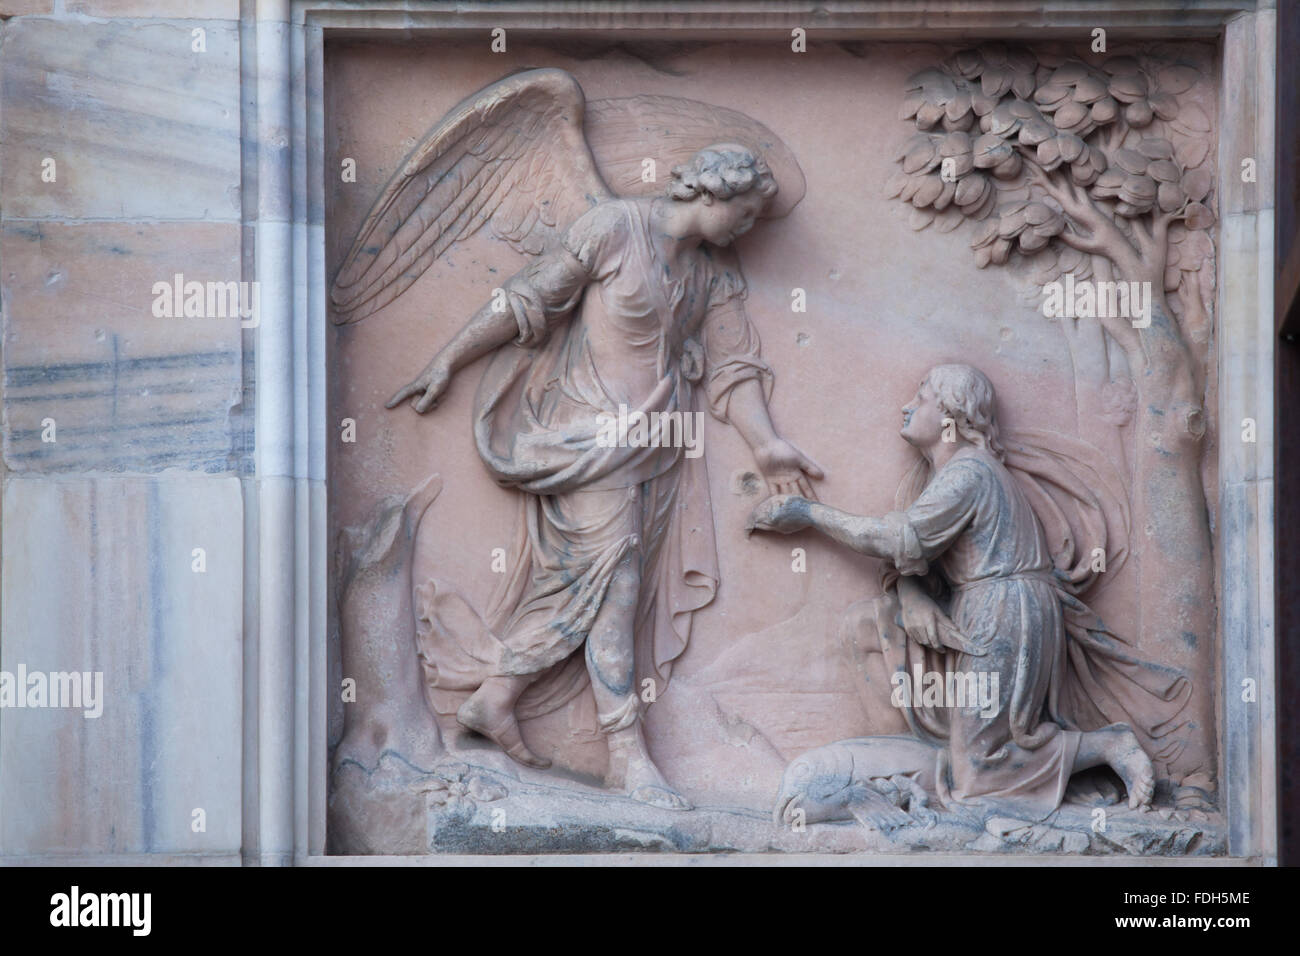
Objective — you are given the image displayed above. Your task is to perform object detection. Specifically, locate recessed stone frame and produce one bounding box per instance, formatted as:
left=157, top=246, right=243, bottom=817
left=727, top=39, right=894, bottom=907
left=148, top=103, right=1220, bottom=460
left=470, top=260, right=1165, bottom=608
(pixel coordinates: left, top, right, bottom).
left=245, top=0, right=1275, bottom=864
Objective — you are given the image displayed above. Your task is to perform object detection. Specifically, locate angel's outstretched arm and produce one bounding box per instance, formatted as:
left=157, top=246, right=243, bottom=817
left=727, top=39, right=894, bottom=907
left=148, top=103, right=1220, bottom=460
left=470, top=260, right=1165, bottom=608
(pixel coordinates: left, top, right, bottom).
left=699, top=297, right=825, bottom=499
left=387, top=247, right=591, bottom=413
left=726, top=381, right=825, bottom=499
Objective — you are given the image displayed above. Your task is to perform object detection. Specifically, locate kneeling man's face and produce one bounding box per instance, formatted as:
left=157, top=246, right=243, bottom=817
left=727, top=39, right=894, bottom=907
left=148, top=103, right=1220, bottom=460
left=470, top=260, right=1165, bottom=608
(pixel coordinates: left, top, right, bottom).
left=900, top=381, right=946, bottom=448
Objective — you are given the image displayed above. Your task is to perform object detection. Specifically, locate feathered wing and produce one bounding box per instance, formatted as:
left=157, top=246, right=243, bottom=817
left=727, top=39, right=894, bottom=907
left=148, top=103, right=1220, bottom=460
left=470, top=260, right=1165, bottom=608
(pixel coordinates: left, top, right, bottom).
left=330, top=68, right=613, bottom=324
left=584, top=94, right=805, bottom=217
left=332, top=70, right=807, bottom=325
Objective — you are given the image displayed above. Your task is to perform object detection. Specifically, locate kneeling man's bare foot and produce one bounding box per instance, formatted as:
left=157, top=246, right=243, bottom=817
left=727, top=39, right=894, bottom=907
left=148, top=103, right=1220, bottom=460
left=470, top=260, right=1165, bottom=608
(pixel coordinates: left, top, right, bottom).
left=1101, top=723, right=1155, bottom=810
left=607, top=726, right=691, bottom=810
left=457, top=683, right=550, bottom=770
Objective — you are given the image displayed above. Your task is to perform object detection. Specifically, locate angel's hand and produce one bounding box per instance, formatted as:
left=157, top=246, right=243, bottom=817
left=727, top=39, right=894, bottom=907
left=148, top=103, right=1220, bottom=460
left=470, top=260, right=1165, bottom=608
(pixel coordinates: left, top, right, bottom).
left=386, top=357, right=452, bottom=413
left=753, top=437, right=825, bottom=500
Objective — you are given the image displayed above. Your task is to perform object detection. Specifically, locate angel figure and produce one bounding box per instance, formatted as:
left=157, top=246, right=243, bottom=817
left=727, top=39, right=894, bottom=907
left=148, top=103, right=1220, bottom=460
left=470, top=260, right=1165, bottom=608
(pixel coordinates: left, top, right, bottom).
left=331, top=69, right=821, bottom=809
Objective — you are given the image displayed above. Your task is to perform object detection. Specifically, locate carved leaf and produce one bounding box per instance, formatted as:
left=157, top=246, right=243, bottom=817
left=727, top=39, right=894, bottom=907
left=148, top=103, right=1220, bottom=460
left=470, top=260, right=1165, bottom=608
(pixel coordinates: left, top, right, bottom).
left=1183, top=202, right=1215, bottom=230
left=954, top=48, right=984, bottom=79
left=1148, top=92, right=1179, bottom=121
left=896, top=132, right=931, bottom=162
left=932, top=178, right=959, bottom=210
left=1182, top=166, right=1213, bottom=201
left=974, top=133, right=1012, bottom=167
left=905, top=68, right=958, bottom=101
left=1137, top=137, right=1174, bottom=161
left=1090, top=97, right=1120, bottom=124
left=1174, top=136, right=1210, bottom=170
left=1173, top=103, right=1211, bottom=133
left=1109, top=72, right=1148, bottom=103
left=1148, top=159, right=1180, bottom=183
left=1011, top=71, right=1037, bottom=101
left=903, top=137, right=940, bottom=173
left=910, top=208, right=936, bottom=230
left=1053, top=100, right=1090, bottom=130
left=1057, top=247, right=1087, bottom=274
left=1113, top=148, right=1148, bottom=175
left=1157, top=181, right=1188, bottom=213
left=1034, top=82, right=1071, bottom=108
left=1102, top=55, right=1142, bottom=76
left=1156, top=65, right=1199, bottom=95
left=982, top=66, right=1012, bottom=98
left=969, top=186, right=999, bottom=220
left=1051, top=61, right=1090, bottom=85
left=971, top=217, right=1001, bottom=248
left=1030, top=249, right=1061, bottom=285
left=1036, top=137, right=1063, bottom=169
left=945, top=90, right=974, bottom=122
left=1057, top=133, right=1086, bottom=164
left=899, top=93, right=926, bottom=120
left=934, top=207, right=967, bottom=232
left=955, top=173, right=990, bottom=207
left=1125, top=100, right=1155, bottom=127
left=884, top=170, right=911, bottom=199
left=912, top=175, right=946, bottom=208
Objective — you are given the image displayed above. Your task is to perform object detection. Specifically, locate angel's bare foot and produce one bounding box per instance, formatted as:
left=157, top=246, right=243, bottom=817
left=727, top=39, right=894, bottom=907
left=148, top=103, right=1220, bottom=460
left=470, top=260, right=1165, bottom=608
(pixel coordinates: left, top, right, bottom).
left=607, top=726, right=691, bottom=810
left=457, top=679, right=550, bottom=770
left=1101, top=724, right=1155, bottom=810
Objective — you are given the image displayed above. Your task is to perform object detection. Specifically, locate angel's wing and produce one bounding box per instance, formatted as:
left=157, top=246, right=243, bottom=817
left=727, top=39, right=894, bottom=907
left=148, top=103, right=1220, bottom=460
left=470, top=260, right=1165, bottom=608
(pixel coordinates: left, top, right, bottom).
left=584, top=94, right=805, bottom=218
left=332, top=69, right=807, bottom=325
left=330, top=68, right=612, bottom=324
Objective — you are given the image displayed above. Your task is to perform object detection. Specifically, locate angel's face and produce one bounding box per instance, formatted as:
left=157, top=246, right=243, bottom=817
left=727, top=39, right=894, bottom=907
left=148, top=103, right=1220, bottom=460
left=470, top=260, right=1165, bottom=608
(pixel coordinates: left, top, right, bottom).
left=695, top=189, right=768, bottom=246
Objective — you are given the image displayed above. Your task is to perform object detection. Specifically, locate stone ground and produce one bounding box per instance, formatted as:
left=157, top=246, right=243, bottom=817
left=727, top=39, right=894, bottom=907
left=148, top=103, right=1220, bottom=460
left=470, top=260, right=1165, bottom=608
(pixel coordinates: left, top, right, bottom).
left=329, top=751, right=1224, bottom=857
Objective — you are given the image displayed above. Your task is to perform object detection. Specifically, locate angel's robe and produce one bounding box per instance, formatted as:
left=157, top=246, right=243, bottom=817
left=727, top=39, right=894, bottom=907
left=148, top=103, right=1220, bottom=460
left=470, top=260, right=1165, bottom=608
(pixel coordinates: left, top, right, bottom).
left=414, top=198, right=773, bottom=727
left=860, top=445, right=1192, bottom=822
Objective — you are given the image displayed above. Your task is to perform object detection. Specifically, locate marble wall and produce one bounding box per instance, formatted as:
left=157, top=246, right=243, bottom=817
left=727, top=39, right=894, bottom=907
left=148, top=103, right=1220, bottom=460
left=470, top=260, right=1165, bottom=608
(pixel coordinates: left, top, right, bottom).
left=0, top=1, right=245, bottom=861
left=0, top=0, right=1277, bottom=864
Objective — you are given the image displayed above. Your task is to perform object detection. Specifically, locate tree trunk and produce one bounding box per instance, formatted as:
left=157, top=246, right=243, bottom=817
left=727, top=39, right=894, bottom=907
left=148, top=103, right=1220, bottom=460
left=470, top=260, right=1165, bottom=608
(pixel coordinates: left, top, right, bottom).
left=1117, top=291, right=1217, bottom=799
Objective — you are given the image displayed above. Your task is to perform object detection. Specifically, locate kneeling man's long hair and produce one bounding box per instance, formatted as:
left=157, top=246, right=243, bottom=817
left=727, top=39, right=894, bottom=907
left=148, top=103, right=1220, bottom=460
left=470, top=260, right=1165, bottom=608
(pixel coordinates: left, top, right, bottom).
left=924, top=364, right=1005, bottom=461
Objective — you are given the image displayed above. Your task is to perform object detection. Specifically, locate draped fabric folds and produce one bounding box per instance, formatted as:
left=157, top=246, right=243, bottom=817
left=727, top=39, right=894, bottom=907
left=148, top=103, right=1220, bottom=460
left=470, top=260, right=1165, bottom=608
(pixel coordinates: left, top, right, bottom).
left=850, top=431, right=1191, bottom=820
left=413, top=198, right=771, bottom=725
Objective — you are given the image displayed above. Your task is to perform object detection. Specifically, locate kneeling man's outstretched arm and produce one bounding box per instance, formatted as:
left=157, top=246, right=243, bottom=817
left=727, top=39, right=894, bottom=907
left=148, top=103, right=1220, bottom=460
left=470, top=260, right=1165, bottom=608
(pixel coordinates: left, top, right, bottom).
left=746, top=494, right=895, bottom=559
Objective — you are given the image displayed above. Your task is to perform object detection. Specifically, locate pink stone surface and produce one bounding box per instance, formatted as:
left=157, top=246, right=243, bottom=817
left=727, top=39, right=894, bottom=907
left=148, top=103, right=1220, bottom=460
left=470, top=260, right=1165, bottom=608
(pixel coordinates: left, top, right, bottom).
left=324, top=39, right=1220, bottom=812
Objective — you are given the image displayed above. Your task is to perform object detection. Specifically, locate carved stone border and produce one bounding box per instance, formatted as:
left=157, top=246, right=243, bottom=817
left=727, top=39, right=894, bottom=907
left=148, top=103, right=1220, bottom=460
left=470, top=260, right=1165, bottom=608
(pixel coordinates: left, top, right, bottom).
left=245, top=0, right=1276, bottom=864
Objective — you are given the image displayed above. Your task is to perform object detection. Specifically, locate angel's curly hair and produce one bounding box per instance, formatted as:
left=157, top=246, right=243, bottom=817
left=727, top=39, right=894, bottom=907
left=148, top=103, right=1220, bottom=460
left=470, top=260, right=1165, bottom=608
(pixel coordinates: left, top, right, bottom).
left=667, top=144, right=779, bottom=204
left=923, top=364, right=1005, bottom=461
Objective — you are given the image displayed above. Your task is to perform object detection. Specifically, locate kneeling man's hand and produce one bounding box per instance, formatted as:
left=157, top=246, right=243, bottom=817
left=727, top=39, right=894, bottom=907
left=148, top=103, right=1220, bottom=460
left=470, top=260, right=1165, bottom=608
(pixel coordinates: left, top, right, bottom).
left=746, top=494, right=812, bottom=535
left=898, top=578, right=975, bottom=654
